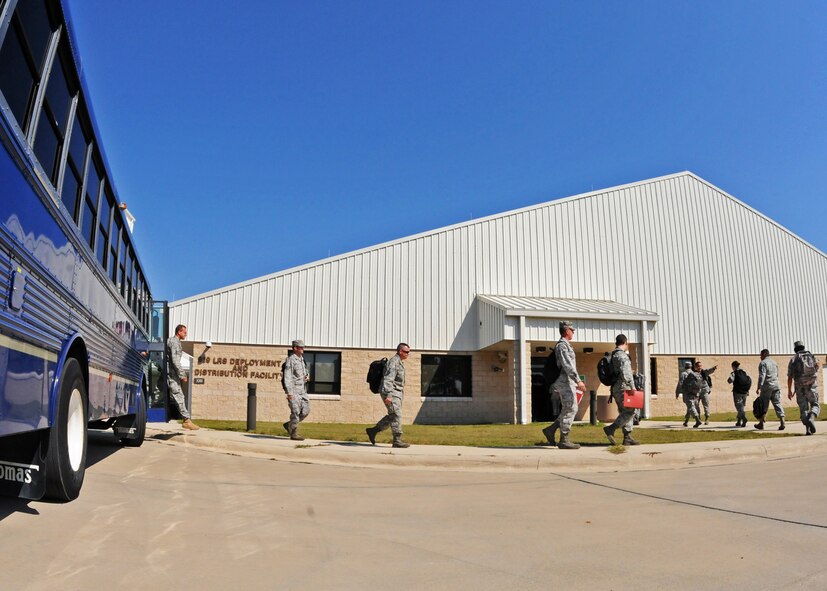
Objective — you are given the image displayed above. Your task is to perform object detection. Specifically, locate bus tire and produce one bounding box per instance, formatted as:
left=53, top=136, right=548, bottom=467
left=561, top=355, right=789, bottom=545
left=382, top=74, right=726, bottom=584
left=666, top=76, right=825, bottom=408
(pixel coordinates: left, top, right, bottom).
left=118, top=390, right=147, bottom=447
left=44, top=358, right=88, bottom=501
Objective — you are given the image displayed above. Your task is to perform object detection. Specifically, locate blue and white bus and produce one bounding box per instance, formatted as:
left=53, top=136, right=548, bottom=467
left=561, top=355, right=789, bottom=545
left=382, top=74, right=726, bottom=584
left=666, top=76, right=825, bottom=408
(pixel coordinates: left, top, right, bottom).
left=0, top=0, right=153, bottom=501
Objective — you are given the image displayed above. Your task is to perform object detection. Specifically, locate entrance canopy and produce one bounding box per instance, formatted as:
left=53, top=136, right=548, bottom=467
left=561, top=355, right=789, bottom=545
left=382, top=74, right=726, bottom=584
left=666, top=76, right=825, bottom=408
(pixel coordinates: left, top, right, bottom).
left=476, top=294, right=660, bottom=424
left=477, top=294, right=659, bottom=349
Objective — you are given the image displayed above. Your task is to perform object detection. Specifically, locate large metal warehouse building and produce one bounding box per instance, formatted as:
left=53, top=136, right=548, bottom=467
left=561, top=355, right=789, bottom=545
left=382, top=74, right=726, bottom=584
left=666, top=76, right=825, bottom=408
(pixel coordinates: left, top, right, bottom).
left=169, top=172, right=826, bottom=425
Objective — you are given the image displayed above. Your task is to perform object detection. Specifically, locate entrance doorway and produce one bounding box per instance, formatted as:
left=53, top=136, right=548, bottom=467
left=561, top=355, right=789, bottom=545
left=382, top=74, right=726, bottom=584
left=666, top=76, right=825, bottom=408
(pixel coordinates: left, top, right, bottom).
left=531, top=356, right=560, bottom=422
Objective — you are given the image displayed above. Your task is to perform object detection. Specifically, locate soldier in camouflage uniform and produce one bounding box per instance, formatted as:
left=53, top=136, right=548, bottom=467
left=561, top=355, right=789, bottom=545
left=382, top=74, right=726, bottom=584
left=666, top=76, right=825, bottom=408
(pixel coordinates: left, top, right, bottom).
left=787, top=341, right=820, bottom=435
left=166, top=324, right=199, bottom=430
left=366, top=343, right=411, bottom=448
left=727, top=361, right=750, bottom=427
left=282, top=339, right=310, bottom=441
left=603, top=334, right=639, bottom=446
left=546, top=321, right=585, bottom=450
left=756, top=349, right=785, bottom=430
left=675, top=361, right=701, bottom=428
left=694, top=361, right=717, bottom=425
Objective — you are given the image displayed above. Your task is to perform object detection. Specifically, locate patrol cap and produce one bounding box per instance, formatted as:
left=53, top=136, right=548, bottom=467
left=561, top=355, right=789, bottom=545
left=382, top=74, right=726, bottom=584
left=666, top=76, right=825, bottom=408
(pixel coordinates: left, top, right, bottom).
left=684, top=361, right=692, bottom=368
left=292, top=339, right=305, bottom=348
left=559, top=321, right=574, bottom=334
left=793, top=341, right=805, bottom=352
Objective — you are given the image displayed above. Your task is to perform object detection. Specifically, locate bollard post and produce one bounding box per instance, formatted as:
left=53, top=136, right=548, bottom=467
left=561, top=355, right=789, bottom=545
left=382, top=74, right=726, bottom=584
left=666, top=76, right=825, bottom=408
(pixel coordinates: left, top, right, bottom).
left=589, top=390, right=597, bottom=425
left=247, top=383, right=257, bottom=431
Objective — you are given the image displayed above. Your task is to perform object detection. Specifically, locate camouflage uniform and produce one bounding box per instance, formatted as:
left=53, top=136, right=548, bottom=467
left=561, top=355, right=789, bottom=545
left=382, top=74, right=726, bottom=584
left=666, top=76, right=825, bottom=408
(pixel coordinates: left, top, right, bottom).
left=551, top=337, right=579, bottom=437
left=675, top=368, right=700, bottom=424
left=284, top=353, right=310, bottom=433
left=166, top=335, right=190, bottom=420
left=375, top=354, right=405, bottom=436
left=757, top=357, right=785, bottom=420
left=788, top=352, right=820, bottom=430
left=697, top=367, right=717, bottom=421
left=607, top=348, right=635, bottom=435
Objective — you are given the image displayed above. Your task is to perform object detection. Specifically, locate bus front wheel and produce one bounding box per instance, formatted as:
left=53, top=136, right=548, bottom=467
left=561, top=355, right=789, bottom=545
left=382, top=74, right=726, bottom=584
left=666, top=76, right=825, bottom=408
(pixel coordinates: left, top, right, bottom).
left=44, top=358, right=88, bottom=501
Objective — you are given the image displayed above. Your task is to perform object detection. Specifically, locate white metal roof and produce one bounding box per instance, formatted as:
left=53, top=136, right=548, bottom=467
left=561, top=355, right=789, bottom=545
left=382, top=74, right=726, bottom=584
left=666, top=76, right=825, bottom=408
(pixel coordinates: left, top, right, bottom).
left=171, top=172, right=827, bottom=355
left=476, top=295, right=659, bottom=321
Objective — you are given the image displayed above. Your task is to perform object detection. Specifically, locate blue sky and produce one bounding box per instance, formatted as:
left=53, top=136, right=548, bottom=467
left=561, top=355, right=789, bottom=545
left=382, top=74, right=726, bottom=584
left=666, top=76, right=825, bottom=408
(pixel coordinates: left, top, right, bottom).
left=64, top=0, right=827, bottom=301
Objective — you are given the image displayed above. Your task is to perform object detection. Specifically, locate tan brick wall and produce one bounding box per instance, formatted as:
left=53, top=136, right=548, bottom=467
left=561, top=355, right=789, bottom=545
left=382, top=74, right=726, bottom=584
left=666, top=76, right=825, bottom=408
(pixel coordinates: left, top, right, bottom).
left=184, top=342, right=516, bottom=425
left=181, top=342, right=822, bottom=424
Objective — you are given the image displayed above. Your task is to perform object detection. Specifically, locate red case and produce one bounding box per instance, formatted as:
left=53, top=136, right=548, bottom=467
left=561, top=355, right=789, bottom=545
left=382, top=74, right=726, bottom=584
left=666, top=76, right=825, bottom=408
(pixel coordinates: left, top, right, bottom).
left=623, top=390, right=644, bottom=409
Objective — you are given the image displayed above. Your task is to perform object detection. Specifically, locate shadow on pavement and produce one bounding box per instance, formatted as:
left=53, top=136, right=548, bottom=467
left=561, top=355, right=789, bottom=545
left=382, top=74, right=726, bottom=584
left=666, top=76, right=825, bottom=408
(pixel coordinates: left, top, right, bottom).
left=148, top=432, right=185, bottom=442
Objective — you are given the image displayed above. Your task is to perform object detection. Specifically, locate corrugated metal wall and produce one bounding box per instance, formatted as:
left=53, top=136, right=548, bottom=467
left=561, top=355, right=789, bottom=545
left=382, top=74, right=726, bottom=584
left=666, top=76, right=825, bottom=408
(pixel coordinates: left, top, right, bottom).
left=171, top=172, right=827, bottom=355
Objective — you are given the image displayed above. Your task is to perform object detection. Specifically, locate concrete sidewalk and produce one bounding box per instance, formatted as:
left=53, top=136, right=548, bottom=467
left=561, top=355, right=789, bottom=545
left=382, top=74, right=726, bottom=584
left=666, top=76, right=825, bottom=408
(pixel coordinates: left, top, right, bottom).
left=146, top=420, right=827, bottom=474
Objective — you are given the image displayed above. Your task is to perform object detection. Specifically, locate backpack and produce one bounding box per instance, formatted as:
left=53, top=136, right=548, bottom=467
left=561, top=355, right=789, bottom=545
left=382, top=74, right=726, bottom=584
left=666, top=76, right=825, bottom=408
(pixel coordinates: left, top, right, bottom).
left=280, top=360, right=288, bottom=393
left=597, top=352, right=618, bottom=387
left=542, top=349, right=560, bottom=389
left=682, top=371, right=702, bottom=395
left=792, top=351, right=819, bottom=382
left=752, top=395, right=767, bottom=419
left=732, top=369, right=752, bottom=392
left=366, top=358, right=388, bottom=393
left=633, top=372, right=645, bottom=391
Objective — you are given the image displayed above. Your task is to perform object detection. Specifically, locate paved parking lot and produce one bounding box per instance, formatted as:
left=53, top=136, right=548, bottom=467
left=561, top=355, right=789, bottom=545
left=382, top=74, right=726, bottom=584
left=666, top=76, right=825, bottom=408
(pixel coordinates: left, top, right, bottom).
left=1, top=430, right=826, bottom=590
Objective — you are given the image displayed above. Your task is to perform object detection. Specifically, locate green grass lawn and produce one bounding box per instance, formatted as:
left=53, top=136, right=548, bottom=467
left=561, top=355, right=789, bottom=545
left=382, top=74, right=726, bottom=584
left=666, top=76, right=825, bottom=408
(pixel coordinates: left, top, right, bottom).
left=196, top=419, right=796, bottom=448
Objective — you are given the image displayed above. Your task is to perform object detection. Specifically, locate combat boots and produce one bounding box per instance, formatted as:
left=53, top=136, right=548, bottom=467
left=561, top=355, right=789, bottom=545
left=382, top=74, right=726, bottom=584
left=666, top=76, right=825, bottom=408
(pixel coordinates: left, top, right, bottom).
left=603, top=425, right=617, bottom=446
left=557, top=433, right=580, bottom=450
left=366, top=426, right=379, bottom=445
left=542, top=422, right=559, bottom=446
left=284, top=421, right=304, bottom=440
left=182, top=418, right=200, bottom=430
left=754, top=420, right=764, bottom=430
left=622, top=432, right=640, bottom=446
left=809, top=413, right=818, bottom=434
left=693, top=419, right=702, bottom=428
left=778, top=417, right=785, bottom=431
left=392, top=434, right=410, bottom=448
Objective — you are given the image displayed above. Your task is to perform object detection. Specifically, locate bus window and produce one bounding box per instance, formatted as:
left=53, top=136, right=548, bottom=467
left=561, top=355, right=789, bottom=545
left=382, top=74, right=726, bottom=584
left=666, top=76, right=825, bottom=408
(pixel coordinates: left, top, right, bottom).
left=0, top=0, right=54, bottom=131
left=118, top=231, right=127, bottom=295
left=96, top=187, right=114, bottom=268
left=60, top=112, right=89, bottom=220
left=33, top=48, right=73, bottom=183
left=80, top=156, right=101, bottom=249
left=109, top=218, right=122, bottom=284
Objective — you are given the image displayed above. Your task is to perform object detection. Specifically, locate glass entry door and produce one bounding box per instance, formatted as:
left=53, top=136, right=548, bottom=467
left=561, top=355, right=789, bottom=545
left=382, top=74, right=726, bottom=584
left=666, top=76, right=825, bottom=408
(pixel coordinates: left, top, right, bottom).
left=146, top=301, right=169, bottom=422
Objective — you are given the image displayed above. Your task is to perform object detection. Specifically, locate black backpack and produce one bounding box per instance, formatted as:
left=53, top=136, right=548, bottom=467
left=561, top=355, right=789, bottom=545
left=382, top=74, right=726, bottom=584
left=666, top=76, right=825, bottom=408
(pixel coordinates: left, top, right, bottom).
left=732, top=369, right=752, bottom=392
left=542, top=349, right=560, bottom=389
left=752, top=395, right=767, bottom=419
left=597, top=352, right=618, bottom=386
left=280, top=360, right=288, bottom=393
left=366, top=358, right=388, bottom=393
left=683, top=371, right=702, bottom=395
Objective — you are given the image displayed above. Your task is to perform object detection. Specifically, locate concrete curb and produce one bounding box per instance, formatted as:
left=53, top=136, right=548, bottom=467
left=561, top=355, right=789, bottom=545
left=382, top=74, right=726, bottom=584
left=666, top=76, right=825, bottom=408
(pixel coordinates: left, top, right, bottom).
left=146, top=424, right=827, bottom=474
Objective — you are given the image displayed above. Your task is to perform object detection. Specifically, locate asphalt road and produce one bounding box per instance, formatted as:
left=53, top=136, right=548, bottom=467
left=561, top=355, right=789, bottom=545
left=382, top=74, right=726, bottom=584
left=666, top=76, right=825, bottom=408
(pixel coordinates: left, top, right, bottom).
left=1, top=431, right=825, bottom=591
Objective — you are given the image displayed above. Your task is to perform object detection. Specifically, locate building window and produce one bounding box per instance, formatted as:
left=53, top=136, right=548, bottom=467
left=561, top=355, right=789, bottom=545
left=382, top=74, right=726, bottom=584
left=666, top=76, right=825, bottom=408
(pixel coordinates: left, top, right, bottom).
left=421, top=355, right=472, bottom=397
left=294, top=351, right=341, bottom=395
left=678, top=357, right=695, bottom=374
left=650, top=358, right=658, bottom=394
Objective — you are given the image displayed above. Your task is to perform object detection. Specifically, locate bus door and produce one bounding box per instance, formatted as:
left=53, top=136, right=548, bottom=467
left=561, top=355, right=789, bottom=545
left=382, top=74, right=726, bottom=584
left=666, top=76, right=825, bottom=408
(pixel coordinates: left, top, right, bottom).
left=146, top=301, right=169, bottom=422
